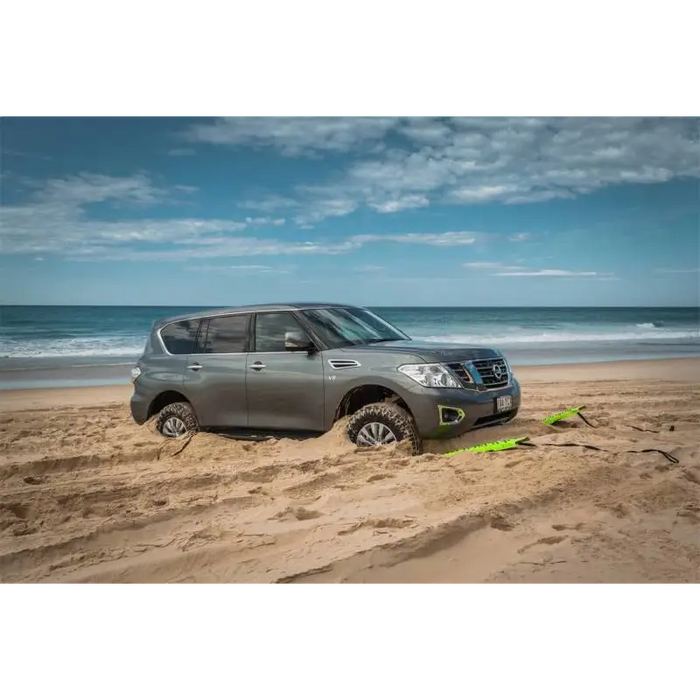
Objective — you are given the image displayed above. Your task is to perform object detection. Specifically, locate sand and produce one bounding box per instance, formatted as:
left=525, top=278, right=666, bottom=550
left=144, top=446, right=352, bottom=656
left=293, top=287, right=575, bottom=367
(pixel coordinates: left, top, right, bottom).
left=1, top=358, right=699, bottom=583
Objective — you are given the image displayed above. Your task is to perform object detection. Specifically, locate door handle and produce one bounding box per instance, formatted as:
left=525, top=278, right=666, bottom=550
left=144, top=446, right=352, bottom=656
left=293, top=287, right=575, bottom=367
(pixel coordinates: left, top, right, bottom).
left=187, top=363, right=203, bottom=371
left=249, top=362, right=266, bottom=371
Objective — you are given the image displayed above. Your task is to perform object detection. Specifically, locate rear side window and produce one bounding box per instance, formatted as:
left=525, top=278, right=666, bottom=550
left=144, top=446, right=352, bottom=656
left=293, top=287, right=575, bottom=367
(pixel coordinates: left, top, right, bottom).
left=160, top=319, right=200, bottom=354
left=199, top=314, right=250, bottom=354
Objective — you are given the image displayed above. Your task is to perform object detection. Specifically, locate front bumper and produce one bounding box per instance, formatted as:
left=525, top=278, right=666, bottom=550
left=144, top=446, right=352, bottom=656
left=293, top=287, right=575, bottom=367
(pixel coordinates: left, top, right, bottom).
left=405, top=378, right=522, bottom=439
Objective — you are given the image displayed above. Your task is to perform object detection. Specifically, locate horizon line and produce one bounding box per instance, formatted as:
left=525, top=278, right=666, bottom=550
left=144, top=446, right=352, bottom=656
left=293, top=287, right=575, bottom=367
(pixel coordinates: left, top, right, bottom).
left=2, top=303, right=699, bottom=310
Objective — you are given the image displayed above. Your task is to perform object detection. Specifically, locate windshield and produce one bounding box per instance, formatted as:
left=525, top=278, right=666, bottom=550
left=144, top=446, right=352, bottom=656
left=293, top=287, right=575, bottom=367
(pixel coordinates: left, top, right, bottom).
left=300, top=307, right=410, bottom=348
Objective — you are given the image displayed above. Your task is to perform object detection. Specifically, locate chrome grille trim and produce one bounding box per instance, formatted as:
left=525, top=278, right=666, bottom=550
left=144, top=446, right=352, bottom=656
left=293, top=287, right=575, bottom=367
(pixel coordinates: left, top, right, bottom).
left=446, top=358, right=510, bottom=390
left=446, top=362, right=475, bottom=387
left=471, top=357, right=510, bottom=389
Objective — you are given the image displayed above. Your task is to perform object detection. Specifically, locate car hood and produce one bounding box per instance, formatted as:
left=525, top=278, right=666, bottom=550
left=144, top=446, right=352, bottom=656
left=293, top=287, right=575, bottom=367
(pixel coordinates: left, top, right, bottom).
left=341, top=340, right=502, bottom=363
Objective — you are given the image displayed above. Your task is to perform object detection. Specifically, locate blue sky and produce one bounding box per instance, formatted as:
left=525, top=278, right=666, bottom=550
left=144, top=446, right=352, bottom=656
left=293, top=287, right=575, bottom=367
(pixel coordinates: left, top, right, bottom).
left=1, top=117, right=698, bottom=306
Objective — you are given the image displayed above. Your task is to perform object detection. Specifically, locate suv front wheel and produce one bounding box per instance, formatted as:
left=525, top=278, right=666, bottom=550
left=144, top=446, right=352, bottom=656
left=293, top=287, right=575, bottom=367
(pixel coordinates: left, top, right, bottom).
left=346, top=402, right=422, bottom=455
left=155, top=402, right=199, bottom=438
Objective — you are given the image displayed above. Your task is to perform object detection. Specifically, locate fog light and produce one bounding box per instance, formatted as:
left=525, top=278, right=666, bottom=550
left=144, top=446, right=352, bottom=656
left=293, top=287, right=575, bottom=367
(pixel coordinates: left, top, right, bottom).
left=439, top=406, right=465, bottom=425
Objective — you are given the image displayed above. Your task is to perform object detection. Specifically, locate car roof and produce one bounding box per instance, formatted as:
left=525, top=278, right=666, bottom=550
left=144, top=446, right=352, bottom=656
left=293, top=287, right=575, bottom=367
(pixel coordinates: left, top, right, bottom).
left=154, top=302, right=357, bottom=327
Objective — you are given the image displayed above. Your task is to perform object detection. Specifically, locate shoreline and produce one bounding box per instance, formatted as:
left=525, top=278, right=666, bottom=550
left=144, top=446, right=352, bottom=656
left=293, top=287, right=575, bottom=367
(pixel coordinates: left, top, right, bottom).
left=1, top=358, right=699, bottom=412
left=3, top=306, right=697, bottom=390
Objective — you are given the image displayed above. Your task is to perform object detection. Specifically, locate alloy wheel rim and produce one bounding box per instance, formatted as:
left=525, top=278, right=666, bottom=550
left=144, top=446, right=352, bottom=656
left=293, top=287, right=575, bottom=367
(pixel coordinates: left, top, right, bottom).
left=161, top=416, right=188, bottom=437
left=356, top=422, right=397, bottom=446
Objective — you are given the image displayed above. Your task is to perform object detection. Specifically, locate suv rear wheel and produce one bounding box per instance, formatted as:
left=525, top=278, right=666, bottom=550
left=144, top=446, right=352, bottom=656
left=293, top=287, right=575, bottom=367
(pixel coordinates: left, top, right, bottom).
left=155, top=402, right=199, bottom=438
left=346, top=402, right=422, bottom=455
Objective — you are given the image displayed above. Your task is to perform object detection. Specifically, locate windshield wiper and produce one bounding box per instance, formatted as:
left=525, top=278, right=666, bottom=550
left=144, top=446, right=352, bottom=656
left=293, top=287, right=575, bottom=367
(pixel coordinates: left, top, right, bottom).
left=364, top=338, right=397, bottom=344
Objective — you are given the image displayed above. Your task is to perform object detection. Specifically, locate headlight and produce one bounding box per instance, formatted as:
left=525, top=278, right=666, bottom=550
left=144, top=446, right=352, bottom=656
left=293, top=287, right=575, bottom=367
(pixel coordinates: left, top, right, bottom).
left=398, top=363, right=460, bottom=388
left=130, top=366, right=142, bottom=383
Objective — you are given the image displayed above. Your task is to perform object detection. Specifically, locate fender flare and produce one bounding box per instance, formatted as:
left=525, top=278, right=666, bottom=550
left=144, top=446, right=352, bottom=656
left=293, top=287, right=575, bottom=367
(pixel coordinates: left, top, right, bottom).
left=332, top=380, right=416, bottom=423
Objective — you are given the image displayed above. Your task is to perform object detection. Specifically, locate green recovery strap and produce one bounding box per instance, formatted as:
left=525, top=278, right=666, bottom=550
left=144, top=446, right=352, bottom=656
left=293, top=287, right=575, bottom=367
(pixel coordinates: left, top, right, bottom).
left=542, top=405, right=592, bottom=426
left=444, top=436, right=678, bottom=465
left=444, top=436, right=531, bottom=456
left=543, top=406, right=674, bottom=433
left=443, top=408, right=679, bottom=464
left=446, top=438, right=678, bottom=464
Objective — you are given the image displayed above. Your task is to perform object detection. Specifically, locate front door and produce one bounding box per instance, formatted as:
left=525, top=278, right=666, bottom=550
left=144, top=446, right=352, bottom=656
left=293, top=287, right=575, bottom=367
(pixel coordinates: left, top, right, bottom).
left=183, top=313, right=250, bottom=428
left=246, top=311, right=325, bottom=432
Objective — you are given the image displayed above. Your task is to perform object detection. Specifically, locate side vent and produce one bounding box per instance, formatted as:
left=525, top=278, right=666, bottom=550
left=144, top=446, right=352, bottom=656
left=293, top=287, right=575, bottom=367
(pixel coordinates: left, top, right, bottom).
left=328, top=359, right=361, bottom=370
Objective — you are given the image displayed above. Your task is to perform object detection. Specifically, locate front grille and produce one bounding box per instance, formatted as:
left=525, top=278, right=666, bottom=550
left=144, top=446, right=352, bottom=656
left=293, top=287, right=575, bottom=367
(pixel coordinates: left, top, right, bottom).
left=446, top=362, right=474, bottom=387
left=471, top=358, right=509, bottom=388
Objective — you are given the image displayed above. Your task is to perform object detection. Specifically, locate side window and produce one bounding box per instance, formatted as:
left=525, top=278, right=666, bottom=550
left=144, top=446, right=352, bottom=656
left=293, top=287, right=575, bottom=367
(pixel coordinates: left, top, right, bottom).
left=199, top=314, right=250, bottom=354
left=254, top=312, right=305, bottom=352
left=160, top=319, right=200, bottom=354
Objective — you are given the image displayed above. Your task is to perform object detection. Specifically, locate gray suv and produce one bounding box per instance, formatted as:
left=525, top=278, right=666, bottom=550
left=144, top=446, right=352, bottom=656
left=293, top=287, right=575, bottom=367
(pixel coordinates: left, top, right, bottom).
left=130, top=303, right=521, bottom=455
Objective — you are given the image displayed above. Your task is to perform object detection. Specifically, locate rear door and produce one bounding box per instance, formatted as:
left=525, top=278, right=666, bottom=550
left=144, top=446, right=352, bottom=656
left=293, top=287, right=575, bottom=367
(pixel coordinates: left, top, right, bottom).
left=156, top=318, right=201, bottom=387
left=183, top=313, right=251, bottom=428
left=246, top=311, right=325, bottom=432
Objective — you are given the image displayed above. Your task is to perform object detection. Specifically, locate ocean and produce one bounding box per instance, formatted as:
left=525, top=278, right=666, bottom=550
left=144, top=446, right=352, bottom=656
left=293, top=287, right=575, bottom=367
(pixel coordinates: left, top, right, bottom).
left=1, top=305, right=699, bottom=389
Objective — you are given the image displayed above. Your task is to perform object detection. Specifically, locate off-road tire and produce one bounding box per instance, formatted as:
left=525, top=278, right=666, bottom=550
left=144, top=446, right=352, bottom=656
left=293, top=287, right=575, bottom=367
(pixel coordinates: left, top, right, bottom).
left=155, top=401, right=199, bottom=438
left=346, top=402, right=422, bottom=455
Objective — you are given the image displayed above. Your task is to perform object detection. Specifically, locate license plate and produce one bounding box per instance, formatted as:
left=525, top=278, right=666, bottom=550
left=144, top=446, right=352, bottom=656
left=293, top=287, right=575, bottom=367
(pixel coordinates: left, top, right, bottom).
left=496, top=395, right=513, bottom=413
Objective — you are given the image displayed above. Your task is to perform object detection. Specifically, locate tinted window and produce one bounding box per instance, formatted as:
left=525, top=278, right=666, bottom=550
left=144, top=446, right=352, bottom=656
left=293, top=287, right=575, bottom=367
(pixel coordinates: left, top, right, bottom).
left=301, top=307, right=408, bottom=348
left=254, top=312, right=305, bottom=352
left=199, top=314, right=250, bottom=354
left=160, top=319, right=200, bottom=354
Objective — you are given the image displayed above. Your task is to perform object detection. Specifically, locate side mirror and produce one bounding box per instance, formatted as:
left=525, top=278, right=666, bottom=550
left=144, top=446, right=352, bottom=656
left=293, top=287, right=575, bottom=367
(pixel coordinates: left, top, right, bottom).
left=284, top=330, right=315, bottom=352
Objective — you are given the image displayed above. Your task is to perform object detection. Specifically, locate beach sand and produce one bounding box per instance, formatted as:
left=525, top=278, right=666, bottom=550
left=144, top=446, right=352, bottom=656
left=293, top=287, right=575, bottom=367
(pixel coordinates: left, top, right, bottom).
left=1, top=358, right=699, bottom=583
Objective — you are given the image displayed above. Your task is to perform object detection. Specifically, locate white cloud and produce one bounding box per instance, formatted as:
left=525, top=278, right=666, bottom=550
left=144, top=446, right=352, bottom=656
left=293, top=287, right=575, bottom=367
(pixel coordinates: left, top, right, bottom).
left=509, top=233, right=531, bottom=242
left=241, top=195, right=299, bottom=212
left=88, top=231, right=481, bottom=261
left=497, top=269, right=604, bottom=277
left=398, top=119, right=453, bottom=146
left=37, top=172, right=166, bottom=205
left=353, top=232, right=477, bottom=247
left=451, top=184, right=522, bottom=202
left=197, top=117, right=699, bottom=224
left=369, top=194, right=430, bottom=213
left=293, top=198, right=358, bottom=226
left=186, top=264, right=292, bottom=274
left=2, top=148, right=52, bottom=161
left=0, top=173, right=285, bottom=256
left=241, top=193, right=347, bottom=227
left=67, top=238, right=357, bottom=262
left=463, top=261, right=613, bottom=278
left=183, top=117, right=399, bottom=156
left=355, top=265, right=385, bottom=272
left=463, top=262, right=525, bottom=271
left=0, top=174, right=494, bottom=260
